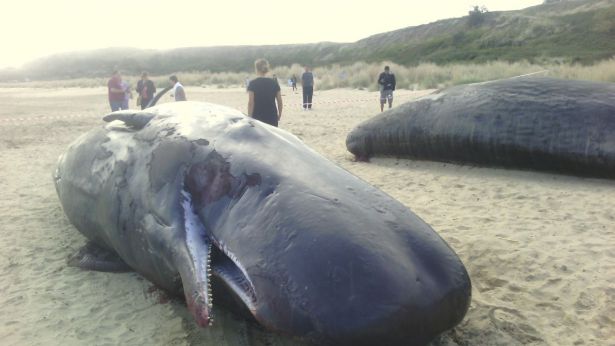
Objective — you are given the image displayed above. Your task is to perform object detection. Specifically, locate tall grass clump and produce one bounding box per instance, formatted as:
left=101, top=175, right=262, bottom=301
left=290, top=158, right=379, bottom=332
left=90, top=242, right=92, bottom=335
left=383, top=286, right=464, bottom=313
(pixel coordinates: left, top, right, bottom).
left=0, top=77, right=108, bottom=88
left=549, top=58, right=615, bottom=82
left=447, top=60, right=542, bottom=85
left=150, top=71, right=247, bottom=88
left=311, top=62, right=378, bottom=90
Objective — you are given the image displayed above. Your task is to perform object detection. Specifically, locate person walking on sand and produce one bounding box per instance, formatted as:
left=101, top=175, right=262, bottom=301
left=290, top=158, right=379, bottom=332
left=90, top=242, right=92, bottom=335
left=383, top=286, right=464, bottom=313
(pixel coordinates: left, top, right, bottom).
left=301, top=66, right=314, bottom=110
left=107, top=71, right=125, bottom=111
left=169, top=75, right=187, bottom=101
left=291, top=74, right=297, bottom=92
left=378, top=66, right=396, bottom=112
left=247, top=59, right=283, bottom=127
left=136, top=72, right=156, bottom=109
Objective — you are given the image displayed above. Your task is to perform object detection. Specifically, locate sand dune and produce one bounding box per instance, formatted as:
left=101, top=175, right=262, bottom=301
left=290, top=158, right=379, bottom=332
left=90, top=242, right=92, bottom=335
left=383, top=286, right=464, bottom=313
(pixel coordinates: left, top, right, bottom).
left=0, top=86, right=613, bottom=345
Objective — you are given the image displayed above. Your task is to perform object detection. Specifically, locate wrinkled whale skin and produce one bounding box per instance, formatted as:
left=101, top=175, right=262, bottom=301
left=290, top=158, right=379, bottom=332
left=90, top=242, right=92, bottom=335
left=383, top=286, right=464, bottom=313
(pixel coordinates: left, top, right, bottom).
left=346, top=77, right=615, bottom=178
left=54, top=101, right=471, bottom=345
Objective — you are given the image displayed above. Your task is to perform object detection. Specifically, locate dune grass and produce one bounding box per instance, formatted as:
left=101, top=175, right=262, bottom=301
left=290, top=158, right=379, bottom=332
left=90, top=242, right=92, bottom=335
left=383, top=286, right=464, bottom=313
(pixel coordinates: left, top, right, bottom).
left=1, top=59, right=614, bottom=91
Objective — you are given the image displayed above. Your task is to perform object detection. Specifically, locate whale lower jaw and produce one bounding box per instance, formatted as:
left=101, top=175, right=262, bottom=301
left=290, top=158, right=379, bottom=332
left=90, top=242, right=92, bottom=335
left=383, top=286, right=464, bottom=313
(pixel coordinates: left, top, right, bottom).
left=180, top=190, right=257, bottom=327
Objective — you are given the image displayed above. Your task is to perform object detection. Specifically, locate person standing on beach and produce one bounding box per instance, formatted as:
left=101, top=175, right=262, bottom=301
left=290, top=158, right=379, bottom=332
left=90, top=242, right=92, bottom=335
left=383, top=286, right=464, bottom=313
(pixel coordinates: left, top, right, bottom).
left=107, top=71, right=125, bottom=111
left=120, top=79, right=132, bottom=110
left=378, top=66, right=396, bottom=112
left=247, top=59, right=283, bottom=127
left=301, top=66, right=314, bottom=110
left=169, top=75, right=187, bottom=101
left=136, top=72, right=156, bottom=109
left=291, top=74, right=297, bottom=92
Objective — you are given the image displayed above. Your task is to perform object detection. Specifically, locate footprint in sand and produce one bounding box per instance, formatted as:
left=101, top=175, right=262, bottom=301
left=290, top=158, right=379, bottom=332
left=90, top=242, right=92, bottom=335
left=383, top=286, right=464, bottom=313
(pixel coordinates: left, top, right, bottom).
left=574, top=291, right=596, bottom=312
left=488, top=306, right=543, bottom=344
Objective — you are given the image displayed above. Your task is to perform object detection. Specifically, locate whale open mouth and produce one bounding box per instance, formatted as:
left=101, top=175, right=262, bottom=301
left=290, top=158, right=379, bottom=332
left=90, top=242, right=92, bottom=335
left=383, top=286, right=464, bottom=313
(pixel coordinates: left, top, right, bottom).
left=180, top=189, right=257, bottom=327
left=178, top=151, right=264, bottom=327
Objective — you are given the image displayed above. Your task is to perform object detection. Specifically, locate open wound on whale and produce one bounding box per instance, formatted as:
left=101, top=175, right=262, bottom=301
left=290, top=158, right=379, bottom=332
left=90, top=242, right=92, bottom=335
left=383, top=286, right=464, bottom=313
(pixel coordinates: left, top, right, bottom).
left=180, top=151, right=260, bottom=327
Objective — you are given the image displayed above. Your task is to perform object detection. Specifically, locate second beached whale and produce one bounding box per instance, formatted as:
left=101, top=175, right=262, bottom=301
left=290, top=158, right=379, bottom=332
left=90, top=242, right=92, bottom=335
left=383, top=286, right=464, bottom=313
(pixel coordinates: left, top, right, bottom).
left=346, top=77, right=615, bottom=178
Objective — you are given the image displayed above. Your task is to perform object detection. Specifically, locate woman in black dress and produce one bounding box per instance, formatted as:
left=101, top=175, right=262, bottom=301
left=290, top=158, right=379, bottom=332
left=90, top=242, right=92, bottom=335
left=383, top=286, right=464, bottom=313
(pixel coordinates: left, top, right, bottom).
left=247, top=59, right=283, bottom=127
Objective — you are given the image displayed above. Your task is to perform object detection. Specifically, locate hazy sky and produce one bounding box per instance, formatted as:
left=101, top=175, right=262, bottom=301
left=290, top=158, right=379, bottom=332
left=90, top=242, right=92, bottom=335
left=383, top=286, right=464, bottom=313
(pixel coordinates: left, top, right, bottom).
left=2, top=0, right=542, bottom=68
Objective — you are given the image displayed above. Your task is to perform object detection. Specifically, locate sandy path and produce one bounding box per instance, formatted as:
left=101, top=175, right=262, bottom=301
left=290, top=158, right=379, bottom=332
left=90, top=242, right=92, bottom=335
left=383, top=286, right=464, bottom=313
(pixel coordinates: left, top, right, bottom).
left=0, top=86, right=613, bottom=345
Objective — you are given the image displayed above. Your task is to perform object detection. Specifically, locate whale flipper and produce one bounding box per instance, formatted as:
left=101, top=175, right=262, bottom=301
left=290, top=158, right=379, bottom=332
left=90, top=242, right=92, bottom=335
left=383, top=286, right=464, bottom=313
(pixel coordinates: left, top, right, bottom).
left=68, top=242, right=132, bottom=272
left=102, top=111, right=156, bottom=129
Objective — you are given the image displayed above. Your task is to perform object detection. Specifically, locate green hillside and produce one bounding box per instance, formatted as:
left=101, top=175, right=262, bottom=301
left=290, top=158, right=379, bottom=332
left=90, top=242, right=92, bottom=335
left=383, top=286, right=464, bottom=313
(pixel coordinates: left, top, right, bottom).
left=351, top=0, right=615, bottom=65
left=4, top=0, right=614, bottom=81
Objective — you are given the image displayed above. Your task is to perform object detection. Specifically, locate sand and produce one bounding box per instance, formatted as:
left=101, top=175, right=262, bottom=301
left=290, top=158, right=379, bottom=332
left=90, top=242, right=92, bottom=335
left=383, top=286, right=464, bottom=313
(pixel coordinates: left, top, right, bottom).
left=0, top=86, right=613, bottom=346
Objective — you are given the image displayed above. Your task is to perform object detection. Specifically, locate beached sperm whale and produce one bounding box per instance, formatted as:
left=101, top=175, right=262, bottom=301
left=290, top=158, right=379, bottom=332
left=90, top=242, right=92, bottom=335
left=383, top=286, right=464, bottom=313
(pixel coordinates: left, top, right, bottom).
left=346, top=77, right=615, bottom=178
left=53, top=101, right=471, bottom=345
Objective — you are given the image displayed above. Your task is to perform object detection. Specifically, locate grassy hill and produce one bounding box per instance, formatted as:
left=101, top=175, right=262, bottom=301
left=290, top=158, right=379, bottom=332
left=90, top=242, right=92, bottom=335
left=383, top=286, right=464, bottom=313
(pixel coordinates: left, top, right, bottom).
left=4, top=0, right=615, bottom=81
left=352, top=0, right=615, bottom=65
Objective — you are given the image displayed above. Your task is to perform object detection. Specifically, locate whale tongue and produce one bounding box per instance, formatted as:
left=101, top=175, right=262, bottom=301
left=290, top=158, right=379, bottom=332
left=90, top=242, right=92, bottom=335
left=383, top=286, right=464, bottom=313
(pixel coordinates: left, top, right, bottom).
left=179, top=191, right=214, bottom=327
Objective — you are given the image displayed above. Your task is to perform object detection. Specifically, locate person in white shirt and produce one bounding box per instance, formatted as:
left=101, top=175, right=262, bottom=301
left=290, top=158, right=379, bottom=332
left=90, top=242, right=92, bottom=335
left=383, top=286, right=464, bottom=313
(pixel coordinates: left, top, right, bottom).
left=169, top=75, right=187, bottom=101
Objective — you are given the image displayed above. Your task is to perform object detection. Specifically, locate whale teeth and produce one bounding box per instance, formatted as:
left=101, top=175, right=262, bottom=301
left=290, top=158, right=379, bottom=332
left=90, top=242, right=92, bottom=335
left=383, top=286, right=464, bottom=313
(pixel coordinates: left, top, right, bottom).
left=207, top=242, right=213, bottom=309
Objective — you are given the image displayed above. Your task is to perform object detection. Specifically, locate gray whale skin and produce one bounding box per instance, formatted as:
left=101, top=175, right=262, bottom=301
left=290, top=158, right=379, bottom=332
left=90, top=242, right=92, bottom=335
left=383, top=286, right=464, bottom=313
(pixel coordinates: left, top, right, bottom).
left=54, top=101, right=471, bottom=345
left=346, top=77, right=615, bottom=179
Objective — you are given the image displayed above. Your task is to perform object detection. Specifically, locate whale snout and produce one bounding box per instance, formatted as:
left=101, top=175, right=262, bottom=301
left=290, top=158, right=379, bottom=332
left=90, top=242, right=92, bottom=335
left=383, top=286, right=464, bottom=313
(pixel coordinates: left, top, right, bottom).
left=237, top=185, right=472, bottom=345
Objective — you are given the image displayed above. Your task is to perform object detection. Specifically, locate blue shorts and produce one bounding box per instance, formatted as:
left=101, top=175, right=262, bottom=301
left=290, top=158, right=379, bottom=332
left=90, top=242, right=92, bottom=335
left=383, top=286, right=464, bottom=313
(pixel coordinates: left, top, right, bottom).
left=109, top=101, right=123, bottom=112
left=380, top=89, right=394, bottom=102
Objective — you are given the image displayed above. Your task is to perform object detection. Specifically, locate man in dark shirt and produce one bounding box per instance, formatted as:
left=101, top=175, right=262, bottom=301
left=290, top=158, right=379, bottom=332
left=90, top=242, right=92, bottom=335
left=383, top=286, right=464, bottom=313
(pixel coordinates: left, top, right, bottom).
left=378, top=66, right=396, bottom=111
left=301, top=66, right=314, bottom=110
left=136, top=72, right=156, bottom=109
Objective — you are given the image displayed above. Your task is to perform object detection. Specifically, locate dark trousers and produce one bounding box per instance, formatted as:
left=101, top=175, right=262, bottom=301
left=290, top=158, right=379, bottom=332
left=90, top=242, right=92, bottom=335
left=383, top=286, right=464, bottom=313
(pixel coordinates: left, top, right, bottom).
left=302, top=86, right=313, bottom=109
left=140, top=98, right=152, bottom=110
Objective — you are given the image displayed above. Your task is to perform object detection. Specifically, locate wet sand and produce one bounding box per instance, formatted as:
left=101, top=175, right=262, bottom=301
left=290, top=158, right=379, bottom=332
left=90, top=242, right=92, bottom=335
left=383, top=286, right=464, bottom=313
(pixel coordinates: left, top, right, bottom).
left=0, top=86, right=613, bottom=345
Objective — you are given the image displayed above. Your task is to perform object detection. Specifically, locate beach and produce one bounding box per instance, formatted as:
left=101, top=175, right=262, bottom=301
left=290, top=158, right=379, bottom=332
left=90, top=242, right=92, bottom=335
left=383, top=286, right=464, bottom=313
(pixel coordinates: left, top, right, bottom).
left=0, top=86, right=613, bottom=345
